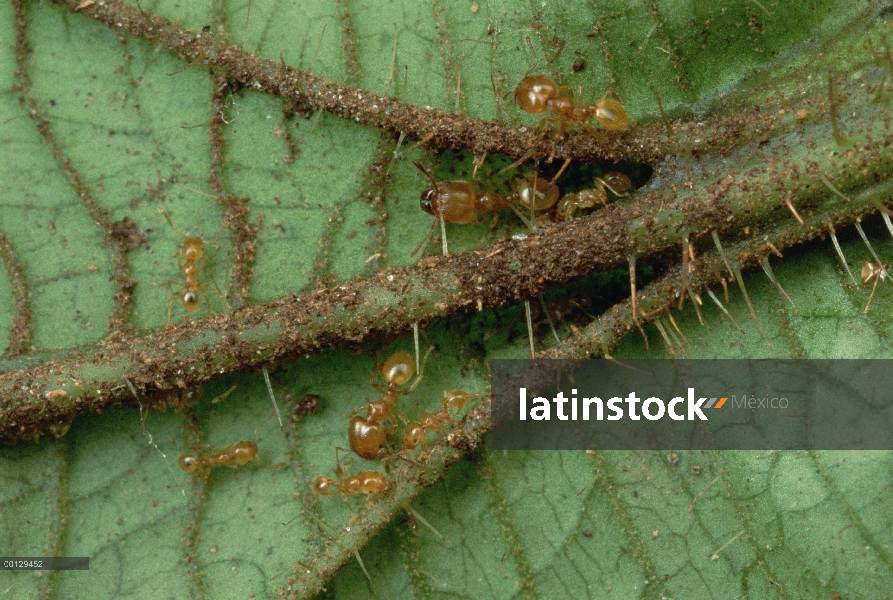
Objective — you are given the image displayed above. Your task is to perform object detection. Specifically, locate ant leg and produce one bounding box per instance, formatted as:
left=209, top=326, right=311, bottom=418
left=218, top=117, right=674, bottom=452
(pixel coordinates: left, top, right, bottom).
left=389, top=408, right=409, bottom=427
left=472, top=151, right=487, bottom=180
left=369, top=360, right=389, bottom=394
left=532, top=116, right=562, bottom=136
left=405, top=132, right=435, bottom=156
left=165, top=280, right=179, bottom=323
left=405, top=345, right=434, bottom=394
left=508, top=204, right=534, bottom=230
left=209, top=213, right=229, bottom=247
left=555, top=85, right=575, bottom=101
left=207, top=271, right=231, bottom=312
left=550, top=157, right=572, bottom=185
left=596, top=178, right=629, bottom=197
left=210, top=384, right=238, bottom=404
left=334, top=447, right=353, bottom=477
left=249, top=406, right=279, bottom=448
left=381, top=449, right=422, bottom=471
left=864, top=273, right=881, bottom=313
left=497, top=147, right=536, bottom=175
left=410, top=216, right=438, bottom=258
left=348, top=401, right=373, bottom=419
left=523, top=34, right=539, bottom=78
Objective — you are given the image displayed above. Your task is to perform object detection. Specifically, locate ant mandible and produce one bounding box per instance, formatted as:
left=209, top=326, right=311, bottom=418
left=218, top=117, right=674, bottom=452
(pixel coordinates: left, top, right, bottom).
left=513, top=36, right=628, bottom=132
left=402, top=389, right=472, bottom=453
left=347, top=350, right=425, bottom=460
left=178, top=441, right=258, bottom=472
left=556, top=171, right=632, bottom=220
left=159, top=206, right=223, bottom=321
left=412, top=161, right=559, bottom=255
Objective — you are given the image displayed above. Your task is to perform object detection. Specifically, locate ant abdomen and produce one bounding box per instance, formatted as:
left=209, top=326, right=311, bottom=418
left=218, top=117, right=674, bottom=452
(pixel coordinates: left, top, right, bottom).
left=357, top=470, right=389, bottom=494
left=591, top=94, right=628, bottom=131
left=442, top=389, right=471, bottom=412
left=601, top=171, right=632, bottom=194
left=516, top=176, right=560, bottom=211
left=514, top=75, right=559, bottom=114
left=348, top=415, right=386, bottom=460
left=232, top=441, right=258, bottom=465
left=380, top=351, right=415, bottom=387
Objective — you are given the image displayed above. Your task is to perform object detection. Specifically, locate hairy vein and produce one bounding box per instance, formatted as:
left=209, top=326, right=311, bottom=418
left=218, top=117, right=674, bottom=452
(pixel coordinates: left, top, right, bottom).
left=0, top=229, right=31, bottom=356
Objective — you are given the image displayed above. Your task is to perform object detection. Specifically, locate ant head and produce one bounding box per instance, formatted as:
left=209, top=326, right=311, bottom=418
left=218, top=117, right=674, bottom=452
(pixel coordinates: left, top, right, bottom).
left=420, top=187, right=438, bottom=215
left=312, top=475, right=335, bottom=496
left=182, top=291, right=199, bottom=311
left=232, top=441, right=258, bottom=465
left=178, top=454, right=199, bottom=472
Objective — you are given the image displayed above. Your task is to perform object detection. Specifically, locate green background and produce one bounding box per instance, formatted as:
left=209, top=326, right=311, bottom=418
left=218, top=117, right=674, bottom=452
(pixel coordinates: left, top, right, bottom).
left=1, top=0, right=892, bottom=598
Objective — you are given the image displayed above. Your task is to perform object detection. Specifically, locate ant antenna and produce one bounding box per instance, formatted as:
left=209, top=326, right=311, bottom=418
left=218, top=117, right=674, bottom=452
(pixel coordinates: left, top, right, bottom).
left=412, top=160, right=438, bottom=188
left=411, top=217, right=439, bottom=257
left=524, top=34, right=539, bottom=78
left=158, top=206, right=188, bottom=239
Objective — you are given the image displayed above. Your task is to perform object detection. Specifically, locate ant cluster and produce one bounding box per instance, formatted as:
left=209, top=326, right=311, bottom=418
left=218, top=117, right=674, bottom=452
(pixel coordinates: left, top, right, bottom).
left=413, top=162, right=633, bottom=255
left=312, top=350, right=472, bottom=506
left=411, top=40, right=633, bottom=257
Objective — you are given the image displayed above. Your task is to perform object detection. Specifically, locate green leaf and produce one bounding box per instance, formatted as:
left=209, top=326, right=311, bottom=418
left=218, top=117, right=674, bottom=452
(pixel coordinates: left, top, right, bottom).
left=1, top=0, right=892, bottom=598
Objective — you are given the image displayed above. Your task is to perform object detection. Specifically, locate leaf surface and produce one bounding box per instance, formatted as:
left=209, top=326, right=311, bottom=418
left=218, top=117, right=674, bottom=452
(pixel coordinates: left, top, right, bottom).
left=0, top=0, right=892, bottom=598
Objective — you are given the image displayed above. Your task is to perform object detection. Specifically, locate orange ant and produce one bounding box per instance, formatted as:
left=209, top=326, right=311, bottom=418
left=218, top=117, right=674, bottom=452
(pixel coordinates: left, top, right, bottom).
left=347, top=350, right=426, bottom=460
left=514, top=36, right=628, bottom=132
left=158, top=206, right=223, bottom=321
left=402, top=389, right=472, bottom=453
left=312, top=469, right=390, bottom=500
left=861, top=260, right=889, bottom=313
left=412, top=161, right=559, bottom=255
left=178, top=440, right=258, bottom=472
left=555, top=171, right=632, bottom=220
left=177, top=391, right=267, bottom=473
